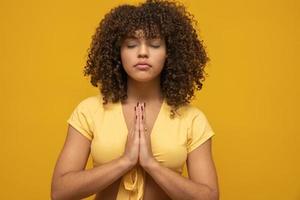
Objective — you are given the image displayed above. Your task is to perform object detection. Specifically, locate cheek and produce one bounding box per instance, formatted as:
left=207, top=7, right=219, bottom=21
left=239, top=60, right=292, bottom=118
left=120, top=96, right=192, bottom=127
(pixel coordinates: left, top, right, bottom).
left=120, top=50, right=134, bottom=67
left=153, top=51, right=167, bottom=66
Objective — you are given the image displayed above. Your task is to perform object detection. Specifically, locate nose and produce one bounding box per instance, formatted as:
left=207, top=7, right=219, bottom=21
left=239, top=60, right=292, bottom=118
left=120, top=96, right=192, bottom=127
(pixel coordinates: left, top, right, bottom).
left=137, top=43, right=149, bottom=58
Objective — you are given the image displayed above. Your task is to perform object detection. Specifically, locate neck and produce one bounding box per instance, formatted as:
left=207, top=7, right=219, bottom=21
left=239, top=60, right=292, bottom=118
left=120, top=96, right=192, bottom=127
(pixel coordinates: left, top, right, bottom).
left=124, top=76, right=163, bottom=104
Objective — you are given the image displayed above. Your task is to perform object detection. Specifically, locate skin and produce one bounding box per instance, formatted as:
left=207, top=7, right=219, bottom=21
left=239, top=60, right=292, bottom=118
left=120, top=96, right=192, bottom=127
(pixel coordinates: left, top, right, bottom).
left=120, top=28, right=167, bottom=167
left=122, top=101, right=155, bottom=168
left=120, top=30, right=219, bottom=200
left=51, top=29, right=219, bottom=200
left=120, top=29, right=167, bottom=104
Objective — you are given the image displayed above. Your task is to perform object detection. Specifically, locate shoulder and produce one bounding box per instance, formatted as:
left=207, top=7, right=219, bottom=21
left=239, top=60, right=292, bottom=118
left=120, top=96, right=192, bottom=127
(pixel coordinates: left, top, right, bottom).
left=74, top=94, right=103, bottom=115
left=78, top=94, right=102, bottom=106
left=176, top=103, right=207, bottom=121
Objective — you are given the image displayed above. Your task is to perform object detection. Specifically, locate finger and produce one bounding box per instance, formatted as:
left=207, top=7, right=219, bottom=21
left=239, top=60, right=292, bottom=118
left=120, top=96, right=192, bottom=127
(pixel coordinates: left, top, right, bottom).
left=140, top=103, right=145, bottom=133
left=129, top=105, right=136, bottom=137
left=134, top=105, right=137, bottom=124
left=143, top=102, right=149, bottom=138
left=134, top=102, right=140, bottom=138
left=142, top=102, right=146, bottom=131
left=138, top=102, right=141, bottom=137
left=140, top=103, right=148, bottom=144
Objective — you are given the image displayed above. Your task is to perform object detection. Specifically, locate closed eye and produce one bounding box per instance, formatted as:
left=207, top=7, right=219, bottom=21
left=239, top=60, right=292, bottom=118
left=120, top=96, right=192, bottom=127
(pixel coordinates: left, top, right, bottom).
left=126, top=44, right=160, bottom=48
left=127, top=45, right=136, bottom=48
left=150, top=44, right=161, bottom=48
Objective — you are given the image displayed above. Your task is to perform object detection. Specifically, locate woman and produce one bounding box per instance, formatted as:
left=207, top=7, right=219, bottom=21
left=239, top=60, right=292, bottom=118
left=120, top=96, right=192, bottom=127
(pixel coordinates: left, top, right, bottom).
left=51, top=0, right=219, bottom=199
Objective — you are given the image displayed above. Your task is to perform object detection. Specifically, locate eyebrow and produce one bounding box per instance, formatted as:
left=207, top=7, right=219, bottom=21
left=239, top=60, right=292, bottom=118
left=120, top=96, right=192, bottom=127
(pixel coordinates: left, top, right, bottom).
left=125, top=36, right=162, bottom=41
left=126, top=36, right=139, bottom=40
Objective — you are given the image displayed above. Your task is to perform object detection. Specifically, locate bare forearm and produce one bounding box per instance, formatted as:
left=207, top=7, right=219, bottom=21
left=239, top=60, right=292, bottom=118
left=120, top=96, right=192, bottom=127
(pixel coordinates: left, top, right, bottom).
left=144, top=162, right=216, bottom=200
left=51, top=157, right=133, bottom=200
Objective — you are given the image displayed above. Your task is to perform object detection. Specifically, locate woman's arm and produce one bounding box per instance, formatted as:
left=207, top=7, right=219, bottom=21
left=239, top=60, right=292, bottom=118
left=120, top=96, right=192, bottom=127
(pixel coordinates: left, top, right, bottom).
left=51, top=125, right=133, bottom=200
left=144, top=138, right=219, bottom=200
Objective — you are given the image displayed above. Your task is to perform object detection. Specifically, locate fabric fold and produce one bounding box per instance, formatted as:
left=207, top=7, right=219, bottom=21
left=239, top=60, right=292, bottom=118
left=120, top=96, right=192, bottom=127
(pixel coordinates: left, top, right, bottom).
left=116, top=165, right=146, bottom=200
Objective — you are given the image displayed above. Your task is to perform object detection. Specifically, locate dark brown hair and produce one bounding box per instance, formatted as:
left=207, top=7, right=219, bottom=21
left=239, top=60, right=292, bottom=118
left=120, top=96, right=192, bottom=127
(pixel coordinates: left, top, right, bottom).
left=83, top=0, right=210, bottom=118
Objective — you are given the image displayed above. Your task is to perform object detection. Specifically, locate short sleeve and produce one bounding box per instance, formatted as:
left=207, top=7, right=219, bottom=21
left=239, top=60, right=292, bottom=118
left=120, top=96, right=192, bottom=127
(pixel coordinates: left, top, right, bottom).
left=187, top=111, right=215, bottom=153
left=67, top=100, right=94, bottom=141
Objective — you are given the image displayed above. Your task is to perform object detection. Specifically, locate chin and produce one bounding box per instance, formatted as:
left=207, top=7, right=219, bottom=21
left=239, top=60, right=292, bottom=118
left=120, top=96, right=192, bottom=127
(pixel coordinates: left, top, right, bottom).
left=129, top=75, right=153, bottom=83
left=134, top=77, right=153, bottom=83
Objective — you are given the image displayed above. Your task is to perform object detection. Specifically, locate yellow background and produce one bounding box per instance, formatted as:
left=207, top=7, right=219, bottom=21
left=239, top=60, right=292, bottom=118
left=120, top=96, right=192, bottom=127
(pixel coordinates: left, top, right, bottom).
left=0, top=0, right=299, bottom=199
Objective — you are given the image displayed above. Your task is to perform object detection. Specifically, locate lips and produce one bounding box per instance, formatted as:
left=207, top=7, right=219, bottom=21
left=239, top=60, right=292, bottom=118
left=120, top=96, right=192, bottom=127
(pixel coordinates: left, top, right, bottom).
left=135, top=64, right=151, bottom=70
left=135, top=62, right=151, bottom=67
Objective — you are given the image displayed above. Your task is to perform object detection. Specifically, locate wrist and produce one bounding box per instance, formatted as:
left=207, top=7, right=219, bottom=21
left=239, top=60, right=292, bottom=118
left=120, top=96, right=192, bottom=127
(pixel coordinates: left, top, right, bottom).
left=119, top=156, right=135, bottom=170
left=143, top=159, right=159, bottom=172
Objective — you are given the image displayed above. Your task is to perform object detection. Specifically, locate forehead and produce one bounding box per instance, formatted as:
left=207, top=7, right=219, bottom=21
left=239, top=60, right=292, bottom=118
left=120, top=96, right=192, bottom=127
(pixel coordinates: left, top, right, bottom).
left=125, top=29, right=162, bottom=40
left=133, top=29, right=145, bottom=38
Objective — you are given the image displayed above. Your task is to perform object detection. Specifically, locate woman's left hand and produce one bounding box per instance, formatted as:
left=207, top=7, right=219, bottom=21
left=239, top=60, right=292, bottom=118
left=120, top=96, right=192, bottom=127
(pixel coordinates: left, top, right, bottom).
left=137, top=102, right=157, bottom=169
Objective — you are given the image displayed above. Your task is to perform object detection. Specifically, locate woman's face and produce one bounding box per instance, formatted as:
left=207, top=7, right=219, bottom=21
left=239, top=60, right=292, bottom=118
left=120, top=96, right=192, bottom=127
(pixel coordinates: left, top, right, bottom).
left=120, top=30, right=167, bottom=82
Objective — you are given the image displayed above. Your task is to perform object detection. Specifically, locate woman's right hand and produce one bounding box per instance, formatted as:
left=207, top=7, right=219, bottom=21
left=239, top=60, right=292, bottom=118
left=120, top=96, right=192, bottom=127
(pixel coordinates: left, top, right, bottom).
left=121, top=102, right=140, bottom=168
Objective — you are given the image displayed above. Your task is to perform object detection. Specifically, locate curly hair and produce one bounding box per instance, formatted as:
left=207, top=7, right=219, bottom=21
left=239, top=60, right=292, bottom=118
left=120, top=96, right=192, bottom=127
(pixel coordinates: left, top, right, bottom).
left=83, top=0, right=210, bottom=118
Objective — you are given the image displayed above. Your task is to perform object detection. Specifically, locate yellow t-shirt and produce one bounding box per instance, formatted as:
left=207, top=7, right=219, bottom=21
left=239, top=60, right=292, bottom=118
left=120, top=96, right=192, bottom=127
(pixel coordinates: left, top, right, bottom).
left=67, top=94, right=215, bottom=200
